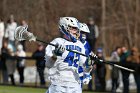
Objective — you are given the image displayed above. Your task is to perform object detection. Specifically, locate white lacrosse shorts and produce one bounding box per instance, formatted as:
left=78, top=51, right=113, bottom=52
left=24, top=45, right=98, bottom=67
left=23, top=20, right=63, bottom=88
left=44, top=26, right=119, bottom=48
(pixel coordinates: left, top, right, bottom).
left=46, top=84, right=82, bottom=93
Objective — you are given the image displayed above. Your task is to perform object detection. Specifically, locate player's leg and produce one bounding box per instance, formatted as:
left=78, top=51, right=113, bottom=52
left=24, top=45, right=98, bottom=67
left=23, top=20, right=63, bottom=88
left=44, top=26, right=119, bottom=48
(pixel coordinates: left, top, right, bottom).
left=46, top=84, right=67, bottom=93
left=68, top=84, right=82, bottom=93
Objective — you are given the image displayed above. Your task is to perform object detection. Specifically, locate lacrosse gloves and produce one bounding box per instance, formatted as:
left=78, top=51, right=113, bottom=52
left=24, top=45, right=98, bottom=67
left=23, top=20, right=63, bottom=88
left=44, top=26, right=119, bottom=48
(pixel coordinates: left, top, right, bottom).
left=53, top=43, right=65, bottom=56
left=83, top=73, right=92, bottom=85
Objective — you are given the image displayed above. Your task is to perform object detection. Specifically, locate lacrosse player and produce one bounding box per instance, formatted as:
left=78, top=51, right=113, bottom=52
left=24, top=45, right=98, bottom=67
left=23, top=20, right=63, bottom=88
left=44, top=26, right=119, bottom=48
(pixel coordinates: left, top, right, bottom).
left=78, top=23, right=92, bottom=87
left=45, top=17, right=87, bottom=93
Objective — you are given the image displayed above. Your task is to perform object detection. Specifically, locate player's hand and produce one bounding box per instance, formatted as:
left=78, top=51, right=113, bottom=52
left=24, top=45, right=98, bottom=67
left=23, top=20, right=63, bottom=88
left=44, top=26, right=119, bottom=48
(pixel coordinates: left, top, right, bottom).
left=87, top=56, right=93, bottom=66
left=90, top=52, right=98, bottom=59
left=90, top=52, right=103, bottom=63
left=53, top=44, right=65, bottom=56
left=83, top=73, right=92, bottom=85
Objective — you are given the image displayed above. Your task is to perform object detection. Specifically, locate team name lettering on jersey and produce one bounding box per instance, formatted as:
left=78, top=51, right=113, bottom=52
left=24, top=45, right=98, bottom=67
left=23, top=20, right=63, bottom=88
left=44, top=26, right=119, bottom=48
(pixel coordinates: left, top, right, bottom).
left=66, top=45, right=81, bottom=52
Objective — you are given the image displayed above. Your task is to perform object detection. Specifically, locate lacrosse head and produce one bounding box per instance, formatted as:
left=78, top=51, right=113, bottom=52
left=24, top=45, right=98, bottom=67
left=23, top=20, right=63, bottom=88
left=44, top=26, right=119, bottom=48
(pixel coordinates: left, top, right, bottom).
left=14, top=25, right=36, bottom=41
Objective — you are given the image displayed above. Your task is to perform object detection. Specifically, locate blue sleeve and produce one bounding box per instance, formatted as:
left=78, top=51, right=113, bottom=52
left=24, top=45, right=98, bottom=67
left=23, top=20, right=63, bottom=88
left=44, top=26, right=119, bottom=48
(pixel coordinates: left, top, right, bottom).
left=84, top=41, right=91, bottom=55
left=84, top=41, right=92, bottom=68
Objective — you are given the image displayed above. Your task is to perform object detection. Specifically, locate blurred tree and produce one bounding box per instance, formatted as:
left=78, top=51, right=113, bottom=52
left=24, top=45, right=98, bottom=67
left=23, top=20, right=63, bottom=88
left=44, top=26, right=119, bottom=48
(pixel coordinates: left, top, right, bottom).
left=0, top=0, right=139, bottom=55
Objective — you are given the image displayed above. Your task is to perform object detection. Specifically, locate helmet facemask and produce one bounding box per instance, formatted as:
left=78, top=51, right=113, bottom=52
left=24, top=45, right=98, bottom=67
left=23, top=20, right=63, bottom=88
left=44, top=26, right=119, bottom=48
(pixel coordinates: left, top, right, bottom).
left=67, top=25, right=80, bottom=40
left=80, top=32, right=87, bottom=43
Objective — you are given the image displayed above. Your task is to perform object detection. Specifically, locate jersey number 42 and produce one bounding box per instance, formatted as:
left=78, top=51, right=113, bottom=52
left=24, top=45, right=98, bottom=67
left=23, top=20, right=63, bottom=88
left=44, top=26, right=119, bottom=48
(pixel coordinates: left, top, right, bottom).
left=64, top=52, right=80, bottom=68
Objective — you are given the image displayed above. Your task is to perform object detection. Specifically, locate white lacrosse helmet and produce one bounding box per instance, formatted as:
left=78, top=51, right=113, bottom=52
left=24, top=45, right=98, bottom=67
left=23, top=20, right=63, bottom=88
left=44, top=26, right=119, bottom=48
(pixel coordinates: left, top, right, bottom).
left=79, top=23, right=90, bottom=33
left=79, top=23, right=90, bottom=43
left=59, top=17, right=80, bottom=42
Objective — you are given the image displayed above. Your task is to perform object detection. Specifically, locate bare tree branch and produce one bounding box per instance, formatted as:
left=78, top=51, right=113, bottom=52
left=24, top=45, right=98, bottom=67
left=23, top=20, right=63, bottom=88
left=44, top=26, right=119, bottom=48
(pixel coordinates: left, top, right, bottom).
left=121, top=0, right=132, bottom=49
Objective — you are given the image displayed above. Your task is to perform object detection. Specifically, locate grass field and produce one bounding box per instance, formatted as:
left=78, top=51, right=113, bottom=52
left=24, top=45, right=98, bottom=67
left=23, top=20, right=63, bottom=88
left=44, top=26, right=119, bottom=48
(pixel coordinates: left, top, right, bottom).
left=0, top=85, right=95, bottom=93
left=0, top=85, right=46, bottom=93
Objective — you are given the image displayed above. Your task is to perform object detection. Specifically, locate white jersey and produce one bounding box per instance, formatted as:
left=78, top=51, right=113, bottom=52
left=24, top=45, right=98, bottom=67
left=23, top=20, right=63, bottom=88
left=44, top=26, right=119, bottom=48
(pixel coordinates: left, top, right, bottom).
left=45, top=38, right=86, bottom=87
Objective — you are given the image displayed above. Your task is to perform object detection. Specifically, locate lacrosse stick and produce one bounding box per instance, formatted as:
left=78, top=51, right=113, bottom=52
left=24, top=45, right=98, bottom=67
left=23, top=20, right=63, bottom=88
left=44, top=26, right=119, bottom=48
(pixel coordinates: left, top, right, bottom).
left=14, top=25, right=88, bottom=56
left=14, top=25, right=54, bottom=46
left=14, top=26, right=135, bottom=72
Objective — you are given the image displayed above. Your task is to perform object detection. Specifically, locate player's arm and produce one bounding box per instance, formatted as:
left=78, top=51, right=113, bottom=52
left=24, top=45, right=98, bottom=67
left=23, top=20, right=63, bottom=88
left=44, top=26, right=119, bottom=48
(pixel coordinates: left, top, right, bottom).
left=45, top=44, right=56, bottom=68
left=80, top=51, right=95, bottom=85
left=45, top=38, right=65, bottom=68
left=82, top=64, right=92, bottom=85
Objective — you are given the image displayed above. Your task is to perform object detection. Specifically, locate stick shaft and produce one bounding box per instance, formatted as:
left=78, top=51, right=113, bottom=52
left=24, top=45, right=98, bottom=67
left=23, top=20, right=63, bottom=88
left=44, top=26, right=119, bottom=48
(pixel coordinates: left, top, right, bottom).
left=36, top=38, right=134, bottom=72
left=114, top=64, right=135, bottom=72
left=36, top=38, right=56, bottom=47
